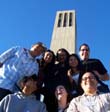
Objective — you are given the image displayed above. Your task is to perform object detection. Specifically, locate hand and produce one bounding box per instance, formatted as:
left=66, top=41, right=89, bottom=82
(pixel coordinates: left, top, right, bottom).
left=67, top=69, right=72, bottom=76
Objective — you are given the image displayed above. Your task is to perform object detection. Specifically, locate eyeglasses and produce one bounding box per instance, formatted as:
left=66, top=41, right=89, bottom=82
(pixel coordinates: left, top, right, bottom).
left=82, top=76, right=96, bottom=81
left=80, top=49, right=89, bottom=51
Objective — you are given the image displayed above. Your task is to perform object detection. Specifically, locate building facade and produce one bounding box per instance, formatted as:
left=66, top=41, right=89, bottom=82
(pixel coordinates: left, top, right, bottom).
left=50, top=10, right=77, bottom=54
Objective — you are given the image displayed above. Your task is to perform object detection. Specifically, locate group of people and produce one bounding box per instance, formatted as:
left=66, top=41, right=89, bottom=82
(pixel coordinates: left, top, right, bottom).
left=0, top=42, right=109, bottom=112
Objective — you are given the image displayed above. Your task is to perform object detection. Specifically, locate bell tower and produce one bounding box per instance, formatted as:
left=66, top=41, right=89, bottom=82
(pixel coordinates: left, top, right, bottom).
left=50, top=10, right=77, bottom=54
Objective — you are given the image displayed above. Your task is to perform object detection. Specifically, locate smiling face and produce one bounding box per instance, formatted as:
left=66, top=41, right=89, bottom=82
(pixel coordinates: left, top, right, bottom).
left=79, top=45, right=90, bottom=61
left=57, top=51, right=67, bottom=63
left=55, top=85, right=68, bottom=101
left=30, top=45, right=45, bottom=57
left=43, top=51, right=53, bottom=64
left=69, top=55, right=79, bottom=68
left=81, top=72, right=98, bottom=95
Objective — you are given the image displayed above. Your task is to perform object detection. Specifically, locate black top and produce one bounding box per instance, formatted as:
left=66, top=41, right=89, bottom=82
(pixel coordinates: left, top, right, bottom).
left=78, top=58, right=109, bottom=94
left=81, top=58, right=107, bottom=75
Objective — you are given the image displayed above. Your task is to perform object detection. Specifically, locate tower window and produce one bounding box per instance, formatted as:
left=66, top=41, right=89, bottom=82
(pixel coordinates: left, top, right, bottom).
left=63, top=13, right=68, bottom=27
left=57, top=13, right=62, bottom=27
left=69, top=12, right=73, bottom=26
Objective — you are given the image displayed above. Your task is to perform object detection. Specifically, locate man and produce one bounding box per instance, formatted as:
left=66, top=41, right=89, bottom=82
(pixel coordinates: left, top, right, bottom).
left=79, top=43, right=109, bottom=81
left=67, top=71, right=110, bottom=112
left=0, top=74, right=47, bottom=112
left=0, top=42, right=46, bottom=100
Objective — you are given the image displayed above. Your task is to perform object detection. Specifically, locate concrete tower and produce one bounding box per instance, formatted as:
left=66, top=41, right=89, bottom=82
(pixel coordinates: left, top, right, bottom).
left=50, top=10, right=77, bottom=54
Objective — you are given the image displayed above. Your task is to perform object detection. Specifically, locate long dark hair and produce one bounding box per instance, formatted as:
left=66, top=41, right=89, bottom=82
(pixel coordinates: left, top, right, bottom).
left=69, top=53, right=82, bottom=72
left=54, top=84, right=73, bottom=111
left=39, top=49, right=55, bottom=70
left=56, top=48, right=70, bottom=68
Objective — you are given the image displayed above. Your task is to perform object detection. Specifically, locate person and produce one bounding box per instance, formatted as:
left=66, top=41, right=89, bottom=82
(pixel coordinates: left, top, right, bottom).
left=79, top=43, right=109, bottom=93
left=67, top=71, right=110, bottom=112
left=0, top=42, right=47, bottom=101
left=55, top=84, right=73, bottom=112
left=37, top=49, right=56, bottom=112
left=79, top=43, right=109, bottom=80
left=0, top=74, right=47, bottom=112
left=54, top=48, right=71, bottom=91
left=67, top=54, right=82, bottom=96
left=37, top=49, right=56, bottom=88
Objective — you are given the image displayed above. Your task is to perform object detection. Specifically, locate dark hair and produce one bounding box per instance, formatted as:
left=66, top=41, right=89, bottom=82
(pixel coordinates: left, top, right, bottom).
left=69, top=53, right=82, bottom=71
left=39, top=49, right=55, bottom=69
left=78, top=71, right=110, bottom=94
left=55, top=84, right=73, bottom=107
left=56, top=48, right=70, bottom=68
left=21, top=74, right=38, bottom=83
left=18, top=74, right=38, bottom=91
left=79, top=43, right=90, bottom=51
left=79, top=71, right=99, bottom=84
left=77, top=71, right=99, bottom=94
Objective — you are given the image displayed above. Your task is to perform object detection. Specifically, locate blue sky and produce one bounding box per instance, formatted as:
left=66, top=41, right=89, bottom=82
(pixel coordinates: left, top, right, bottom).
left=0, top=0, right=109, bottom=85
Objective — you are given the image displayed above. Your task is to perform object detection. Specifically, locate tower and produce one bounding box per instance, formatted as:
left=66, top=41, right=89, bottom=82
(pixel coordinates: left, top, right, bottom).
left=50, top=10, right=77, bottom=54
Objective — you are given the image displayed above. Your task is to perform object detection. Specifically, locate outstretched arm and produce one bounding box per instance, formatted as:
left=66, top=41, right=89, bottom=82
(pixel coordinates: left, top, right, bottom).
left=94, top=71, right=109, bottom=81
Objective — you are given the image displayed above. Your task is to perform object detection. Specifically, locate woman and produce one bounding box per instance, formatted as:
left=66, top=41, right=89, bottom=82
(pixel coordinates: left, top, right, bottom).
left=37, top=49, right=55, bottom=88
left=67, top=71, right=110, bottom=112
left=55, top=84, right=73, bottom=112
left=67, top=54, right=82, bottom=96
left=38, top=49, right=56, bottom=112
left=54, top=48, right=71, bottom=92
